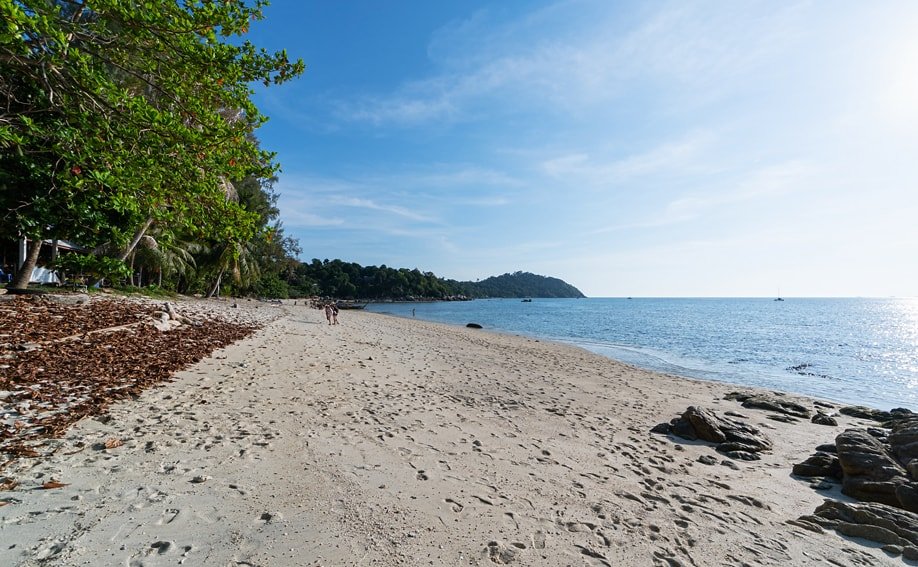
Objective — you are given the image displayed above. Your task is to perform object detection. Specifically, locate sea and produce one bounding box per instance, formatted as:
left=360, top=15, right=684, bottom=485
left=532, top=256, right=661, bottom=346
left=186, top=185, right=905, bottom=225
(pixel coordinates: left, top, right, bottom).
left=365, top=298, right=918, bottom=411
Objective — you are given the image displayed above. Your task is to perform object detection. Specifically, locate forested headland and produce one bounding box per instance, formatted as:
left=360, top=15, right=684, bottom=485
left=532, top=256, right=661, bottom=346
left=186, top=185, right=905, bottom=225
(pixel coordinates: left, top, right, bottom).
left=0, top=2, right=582, bottom=302
left=284, top=264, right=585, bottom=300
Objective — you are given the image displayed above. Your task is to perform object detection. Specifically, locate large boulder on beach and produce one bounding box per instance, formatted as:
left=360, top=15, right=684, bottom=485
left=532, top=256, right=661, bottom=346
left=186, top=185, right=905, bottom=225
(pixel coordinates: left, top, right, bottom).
left=836, top=428, right=909, bottom=507
left=654, top=406, right=771, bottom=461
left=811, top=412, right=838, bottom=426
left=793, top=452, right=842, bottom=479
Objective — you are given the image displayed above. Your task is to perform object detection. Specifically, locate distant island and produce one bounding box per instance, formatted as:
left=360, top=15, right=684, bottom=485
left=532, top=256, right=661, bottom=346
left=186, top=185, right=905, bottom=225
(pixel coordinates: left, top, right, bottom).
left=285, top=261, right=585, bottom=300
left=466, top=271, right=585, bottom=299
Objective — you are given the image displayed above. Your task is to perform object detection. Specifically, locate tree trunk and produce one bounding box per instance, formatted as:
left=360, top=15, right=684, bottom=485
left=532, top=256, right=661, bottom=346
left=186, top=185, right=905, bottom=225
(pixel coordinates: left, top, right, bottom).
left=88, top=217, right=154, bottom=288
left=10, top=239, right=42, bottom=290
left=206, top=270, right=224, bottom=298
left=129, top=251, right=136, bottom=287
left=118, top=217, right=154, bottom=262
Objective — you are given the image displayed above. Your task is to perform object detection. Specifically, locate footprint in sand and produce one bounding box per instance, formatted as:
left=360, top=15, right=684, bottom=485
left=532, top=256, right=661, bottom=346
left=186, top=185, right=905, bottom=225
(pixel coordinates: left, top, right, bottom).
left=445, top=498, right=464, bottom=513
left=156, top=508, right=180, bottom=525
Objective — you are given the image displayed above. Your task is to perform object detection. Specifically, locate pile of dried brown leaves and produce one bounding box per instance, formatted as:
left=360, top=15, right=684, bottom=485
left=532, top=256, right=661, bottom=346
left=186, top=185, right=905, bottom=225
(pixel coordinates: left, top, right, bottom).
left=0, top=296, right=258, bottom=473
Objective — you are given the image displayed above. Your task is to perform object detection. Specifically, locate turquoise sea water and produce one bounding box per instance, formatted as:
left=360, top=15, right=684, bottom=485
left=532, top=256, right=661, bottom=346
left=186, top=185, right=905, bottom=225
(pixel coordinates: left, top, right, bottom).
left=365, top=298, right=918, bottom=411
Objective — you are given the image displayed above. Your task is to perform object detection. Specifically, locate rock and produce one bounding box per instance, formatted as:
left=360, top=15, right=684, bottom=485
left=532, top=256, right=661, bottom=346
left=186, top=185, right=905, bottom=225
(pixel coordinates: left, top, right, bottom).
left=905, top=546, right=918, bottom=561
left=793, top=452, right=842, bottom=478
left=0, top=288, right=6, bottom=295
left=836, top=428, right=908, bottom=506
left=697, top=455, right=717, bottom=465
left=867, top=427, right=888, bottom=440
left=767, top=414, right=799, bottom=423
left=889, top=418, right=918, bottom=461
left=666, top=406, right=771, bottom=457
left=650, top=422, right=671, bottom=434
left=835, top=429, right=907, bottom=506
left=837, top=429, right=906, bottom=478
left=815, top=443, right=837, bottom=453
left=881, top=544, right=903, bottom=556
left=835, top=522, right=903, bottom=545
left=811, top=412, right=838, bottom=426
left=719, top=450, right=760, bottom=461
left=896, top=483, right=918, bottom=514
left=839, top=406, right=914, bottom=423
left=684, top=407, right=728, bottom=443
left=724, top=392, right=811, bottom=418
left=466, top=323, right=483, bottom=329
left=716, top=441, right=764, bottom=453
left=907, top=459, right=918, bottom=480
left=800, top=500, right=918, bottom=548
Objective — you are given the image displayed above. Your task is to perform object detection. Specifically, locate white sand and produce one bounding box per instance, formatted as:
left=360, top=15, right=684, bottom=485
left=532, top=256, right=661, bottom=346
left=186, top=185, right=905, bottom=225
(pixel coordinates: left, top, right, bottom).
left=0, top=303, right=897, bottom=566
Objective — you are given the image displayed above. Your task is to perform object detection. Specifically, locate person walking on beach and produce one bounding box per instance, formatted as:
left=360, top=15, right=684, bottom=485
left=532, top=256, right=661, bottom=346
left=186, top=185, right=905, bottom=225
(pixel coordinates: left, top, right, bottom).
left=332, top=304, right=339, bottom=325
left=324, top=303, right=333, bottom=325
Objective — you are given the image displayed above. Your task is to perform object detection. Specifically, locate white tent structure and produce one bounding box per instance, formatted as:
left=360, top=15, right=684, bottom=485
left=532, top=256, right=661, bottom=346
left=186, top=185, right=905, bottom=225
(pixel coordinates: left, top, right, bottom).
left=16, top=238, right=88, bottom=284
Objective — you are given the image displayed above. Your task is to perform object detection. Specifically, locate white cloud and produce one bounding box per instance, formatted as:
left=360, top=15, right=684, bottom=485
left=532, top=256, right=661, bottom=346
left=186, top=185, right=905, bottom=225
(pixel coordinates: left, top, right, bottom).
left=332, top=197, right=438, bottom=223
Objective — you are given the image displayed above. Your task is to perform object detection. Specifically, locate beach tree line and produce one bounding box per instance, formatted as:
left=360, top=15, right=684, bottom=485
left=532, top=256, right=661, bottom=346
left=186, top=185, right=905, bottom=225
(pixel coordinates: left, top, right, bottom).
left=276, top=264, right=584, bottom=300
left=1, top=0, right=303, bottom=293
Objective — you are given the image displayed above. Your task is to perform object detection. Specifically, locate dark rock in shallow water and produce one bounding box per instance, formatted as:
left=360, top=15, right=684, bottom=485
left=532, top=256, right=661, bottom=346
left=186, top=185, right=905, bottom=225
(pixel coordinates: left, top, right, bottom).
left=724, top=391, right=811, bottom=418
left=811, top=412, right=838, bottom=426
left=465, top=323, right=483, bottom=329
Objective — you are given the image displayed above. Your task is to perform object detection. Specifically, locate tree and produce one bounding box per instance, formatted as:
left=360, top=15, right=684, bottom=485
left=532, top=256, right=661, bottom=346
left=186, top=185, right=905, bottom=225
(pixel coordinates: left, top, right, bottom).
left=1, top=0, right=304, bottom=288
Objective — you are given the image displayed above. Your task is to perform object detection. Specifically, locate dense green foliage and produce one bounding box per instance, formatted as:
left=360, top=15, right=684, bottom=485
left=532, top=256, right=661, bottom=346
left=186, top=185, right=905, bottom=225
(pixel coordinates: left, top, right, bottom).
left=286, top=260, right=460, bottom=300
left=281, top=263, right=584, bottom=300
left=1, top=0, right=303, bottom=290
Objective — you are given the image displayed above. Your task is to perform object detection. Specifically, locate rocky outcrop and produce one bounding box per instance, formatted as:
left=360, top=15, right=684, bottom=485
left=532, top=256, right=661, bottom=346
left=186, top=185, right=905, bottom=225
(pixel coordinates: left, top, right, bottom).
left=839, top=406, right=914, bottom=423
left=795, top=413, right=918, bottom=514
left=794, top=500, right=918, bottom=560
left=835, top=428, right=909, bottom=507
left=724, top=392, right=811, bottom=418
left=653, top=406, right=771, bottom=461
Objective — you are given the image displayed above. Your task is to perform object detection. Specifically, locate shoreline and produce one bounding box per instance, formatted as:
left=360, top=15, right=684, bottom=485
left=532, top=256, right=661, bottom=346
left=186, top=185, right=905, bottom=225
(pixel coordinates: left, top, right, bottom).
left=0, top=301, right=906, bottom=565
left=366, top=297, right=914, bottom=412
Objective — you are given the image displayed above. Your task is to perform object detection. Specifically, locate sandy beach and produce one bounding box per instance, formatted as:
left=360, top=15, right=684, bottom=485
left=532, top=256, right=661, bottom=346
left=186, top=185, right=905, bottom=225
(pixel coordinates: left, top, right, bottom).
left=0, top=301, right=903, bottom=566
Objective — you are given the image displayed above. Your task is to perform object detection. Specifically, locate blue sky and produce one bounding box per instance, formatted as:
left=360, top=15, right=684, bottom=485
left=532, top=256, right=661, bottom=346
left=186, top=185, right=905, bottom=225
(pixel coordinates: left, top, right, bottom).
left=247, top=1, right=918, bottom=297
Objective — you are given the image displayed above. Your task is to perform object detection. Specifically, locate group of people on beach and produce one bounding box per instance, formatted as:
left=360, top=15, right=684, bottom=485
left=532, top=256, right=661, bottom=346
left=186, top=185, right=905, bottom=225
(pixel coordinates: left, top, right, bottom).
left=324, top=303, right=339, bottom=325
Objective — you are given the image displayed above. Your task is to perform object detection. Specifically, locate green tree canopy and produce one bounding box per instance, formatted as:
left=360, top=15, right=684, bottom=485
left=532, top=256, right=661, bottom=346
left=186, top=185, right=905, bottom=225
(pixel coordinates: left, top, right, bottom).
left=1, top=0, right=303, bottom=288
